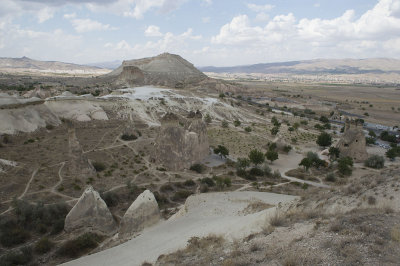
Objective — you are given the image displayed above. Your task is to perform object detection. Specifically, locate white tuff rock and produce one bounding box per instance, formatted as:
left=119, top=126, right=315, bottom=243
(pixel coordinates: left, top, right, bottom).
left=119, top=190, right=160, bottom=238
left=64, top=186, right=117, bottom=235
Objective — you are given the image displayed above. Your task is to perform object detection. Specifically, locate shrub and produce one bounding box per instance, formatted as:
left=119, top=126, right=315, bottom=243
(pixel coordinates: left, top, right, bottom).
left=236, top=157, right=250, bottom=170
left=0, top=246, right=33, bottom=265
left=92, top=161, right=106, bottom=172
left=121, top=134, right=137, bottom=141
left=234, top=120, right=241, bottom=127
left=283, top=145, right=292, bottom=153
left=172, top=190, right=193, bottom=201
left=364, top=155, right=385, bottom=169
left=221, top=120, right=229, bottom=128
left=45, top=124, right=54, bottom=130
left=262, top=164, right=272, bottom=176
left=100, top=191, right=119, bottom=207
left=249, top=149, right=265, bottom=166
left=160, top=183, right=174, bottom=192
left=214, top=145, right=229, bottom=159
left=316, top=132, right=332, bottom=147
left=338, top=157, right=353, bottom=176
left=0, top=219, right=30, bottom=247
left=265, top=149, right=278, bottom=163
left=35, top=237, right=53, bottom=254
left=249, top=167, right=264, bottom=176
left=270, top=212, right=286, bottom=227
left=326, top=172, right=336, bottom=182
left=272, top=170, right=281, bottom=179
left=183, top=179, right=196, bottom=187
left=190, top=164, right=205, bottom=173
left=57, top=233, right=103, bottom=258
left=200, top=177, right=215, bottom=187
left=244, top=126, right=252, bottom=132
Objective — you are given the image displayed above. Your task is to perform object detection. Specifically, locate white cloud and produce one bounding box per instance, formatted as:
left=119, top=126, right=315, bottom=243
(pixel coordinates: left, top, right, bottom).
left=145, top=25, right=163, bottom=37
left=64, top=16, right=118, bottom=33
left=86, top=0, right=187, bottom=19
left=247, top=3, right=274, bottom=12
left=37, top=6, right=54, bottom=23
left=63, top=13, right=77, bottom=19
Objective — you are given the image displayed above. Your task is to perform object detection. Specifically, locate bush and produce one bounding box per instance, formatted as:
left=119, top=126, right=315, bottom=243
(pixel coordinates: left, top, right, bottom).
left=0, top=246, right=33, bottom=265
left=0, top=219, right=30, bottom=247
left=364, top=155, right=385, bottom=169
left=283, top=145, right=292, bottom=153
left=221, top=120, right=228, bottom=128
left=244, top=126, right=252, bottom=132
left=326, top=172, right=336, bottom=182
left=100, top=191, right=119, bottom=207
left=183, top=179, right=196, bottom=187
left=35, top=237, right=53, bottom=254
left=262, top=164, right=272, bottom=176
left=121, top=134, right=137, bottom=141
left=57, top=233, right=103, bottom=258
left=249, top=167, right=264, bottom=176
left=316, top=132, right=332, bottom=147
left=172, top=190, right=193, bottom=201
left=233, top=120, right=241, bottom=127
left=45, top=124, right=54, bottom=130
left=338, top=157, right=353, bottom=176
left=92, top=161, right=106, bottom=172
left=200, top=177, right=215, bottom=187
left=190, top=164, right=205, bottom=173
left=153, top=192, right=169, bottom=207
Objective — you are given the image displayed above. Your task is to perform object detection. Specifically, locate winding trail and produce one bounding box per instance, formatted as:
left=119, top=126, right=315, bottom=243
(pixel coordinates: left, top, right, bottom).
left=18, top=167, right=39, bottom=200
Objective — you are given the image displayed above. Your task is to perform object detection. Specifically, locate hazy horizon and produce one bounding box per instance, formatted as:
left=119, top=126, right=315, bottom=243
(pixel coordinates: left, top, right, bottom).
left=1, top=0, right=400, bottom=66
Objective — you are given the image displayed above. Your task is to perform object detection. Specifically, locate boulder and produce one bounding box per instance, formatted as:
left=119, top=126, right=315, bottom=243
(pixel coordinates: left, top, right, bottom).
left=64, top=186, right=117, bottom=235
left=119, top=190, right=160, bottom=238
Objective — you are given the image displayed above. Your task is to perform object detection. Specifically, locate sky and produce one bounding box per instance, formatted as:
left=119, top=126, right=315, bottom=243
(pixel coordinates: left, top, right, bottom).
left=0, top=0, right=400, bottom=66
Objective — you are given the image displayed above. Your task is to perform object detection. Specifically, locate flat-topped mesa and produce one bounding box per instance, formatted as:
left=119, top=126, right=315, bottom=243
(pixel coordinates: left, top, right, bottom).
left=152, top=112, right=209, bottom=171
left=336, top=119, right=368, bottom=162
left=111, top=53, right=207, bottom=88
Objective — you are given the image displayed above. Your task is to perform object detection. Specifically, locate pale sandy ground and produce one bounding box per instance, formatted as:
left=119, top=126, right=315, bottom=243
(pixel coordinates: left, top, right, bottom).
left=63, top=192, right=298, bottom=266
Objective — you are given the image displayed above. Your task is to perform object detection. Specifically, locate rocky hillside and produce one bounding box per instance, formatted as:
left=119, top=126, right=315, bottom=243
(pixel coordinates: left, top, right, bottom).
left=200, top=58, right=400, bottom=75
left=109, top=53, right=208, bottom=88
left=0, top=56, right=110, bottom=75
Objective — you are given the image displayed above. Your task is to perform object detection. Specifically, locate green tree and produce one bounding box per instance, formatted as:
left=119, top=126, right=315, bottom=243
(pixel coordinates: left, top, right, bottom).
left=338, top=157, right=353, bottom=176
left=365, top=137, right=376, bottom=145
left=233, top=120, right=241, bottom=127
left=319, top=116, right=329, bottom=123
left=265, top=149, right=279, bottom=163
left=270, top=126, right=279, bottom=136
left=214, top=145, right=229, bottom=159
left=271, top=116, right=280, bottom=127
left=248, top=149, right=265, bottom=166
left=236, top=158, right=250, bottom=170
left=328, top=147, right=340, bottom=160
left=204, top=114, right=212, bottom=124
left=316, top=132, right=332, bottom=147
left=299, top=157, right=312, bottom=171
left=368, top=130, right=376, bottom=138
left=386, top=148, right=397, bottom=160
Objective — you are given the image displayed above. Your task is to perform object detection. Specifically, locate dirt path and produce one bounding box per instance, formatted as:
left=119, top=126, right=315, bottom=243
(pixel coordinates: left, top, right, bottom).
left=18, top=167, right=39, bottom=200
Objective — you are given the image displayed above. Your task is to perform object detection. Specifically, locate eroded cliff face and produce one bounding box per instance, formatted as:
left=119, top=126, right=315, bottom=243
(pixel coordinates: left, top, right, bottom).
left=112, top=53, right=207, bottom=88
left=152, top=112, right=209, bottom=170
left=337, top=120, right=368, bottom=163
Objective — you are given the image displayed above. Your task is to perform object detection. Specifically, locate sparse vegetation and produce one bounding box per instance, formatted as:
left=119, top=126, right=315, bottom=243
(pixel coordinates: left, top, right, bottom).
left=364, top=155, right=385, bottom=169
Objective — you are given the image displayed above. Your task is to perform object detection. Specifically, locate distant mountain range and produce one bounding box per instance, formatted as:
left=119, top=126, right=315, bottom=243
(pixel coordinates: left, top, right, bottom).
left=87, top=60, right=122, bottom=70
left=199, top=58, right=400, bottom=75
left=0, top=56, right=111, bottom=75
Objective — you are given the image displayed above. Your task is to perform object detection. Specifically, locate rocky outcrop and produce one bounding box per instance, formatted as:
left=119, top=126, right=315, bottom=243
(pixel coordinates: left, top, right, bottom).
left=336, top=119, right=368, bottom=162
left=119, top=190, right=160, bottom=239
left=152, top=113, right=209, bottom=170
left=64, top=186, right=117, bottom=235
left=111, top=53, right=207, bottom=88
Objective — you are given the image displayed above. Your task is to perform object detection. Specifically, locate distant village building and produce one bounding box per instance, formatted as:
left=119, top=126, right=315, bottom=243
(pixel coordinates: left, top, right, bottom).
left=336, top=119, right=369, bottom=162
